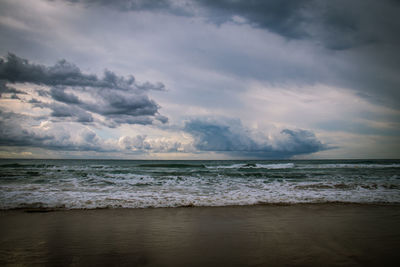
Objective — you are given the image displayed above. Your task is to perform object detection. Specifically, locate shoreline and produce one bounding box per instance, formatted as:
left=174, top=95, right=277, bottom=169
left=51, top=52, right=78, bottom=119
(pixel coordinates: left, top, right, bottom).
left=2, top=201, right=400, bottom=212
left=1, top=203, right=400, bottom=266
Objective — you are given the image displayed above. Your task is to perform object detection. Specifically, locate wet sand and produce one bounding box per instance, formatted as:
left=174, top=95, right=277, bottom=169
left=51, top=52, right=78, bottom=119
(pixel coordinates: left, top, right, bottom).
left=1, top=204, right=400, bottom=266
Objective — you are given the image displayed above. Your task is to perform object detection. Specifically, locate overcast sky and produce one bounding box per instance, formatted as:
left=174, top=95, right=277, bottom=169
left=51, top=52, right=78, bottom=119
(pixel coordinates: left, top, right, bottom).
left=0, top=0, right=399, bottom=159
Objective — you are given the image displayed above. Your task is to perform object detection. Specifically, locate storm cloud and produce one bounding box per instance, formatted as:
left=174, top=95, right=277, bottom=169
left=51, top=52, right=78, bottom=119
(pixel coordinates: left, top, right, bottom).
left=0, top=0, right=399, bottom=158
left=62, top=0, right=312, bottom=38
left=196, top=0, right=400, bottom=50
left=59, top=0, right=400, bottom=107
left=0, top=53, right=165, bottom=91
left=0, top=53, right=167, bottom=126
left=63, top=0, right=400, bottom=49
left=184, top=118, right=327, bottom=158
left=197, top=0, right=312, bottom=39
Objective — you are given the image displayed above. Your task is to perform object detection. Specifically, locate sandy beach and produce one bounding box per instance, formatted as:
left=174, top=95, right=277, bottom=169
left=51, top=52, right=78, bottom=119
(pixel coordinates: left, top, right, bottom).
left=1, top=204, right=399, bottom=266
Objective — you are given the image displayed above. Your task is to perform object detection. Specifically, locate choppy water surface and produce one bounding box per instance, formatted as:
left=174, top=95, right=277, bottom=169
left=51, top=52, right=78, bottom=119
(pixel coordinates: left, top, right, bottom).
left=0, top=159, right=399, bottom=209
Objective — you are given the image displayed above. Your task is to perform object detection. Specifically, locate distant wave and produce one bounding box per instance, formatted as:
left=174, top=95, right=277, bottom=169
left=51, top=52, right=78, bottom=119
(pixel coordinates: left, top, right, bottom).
left=0, top=163, right=55, bottom=168
left=207, top=163, right=295, bottom=169
left=207, top=163, right=400, bottom=170
left=298, top=163, right=400, bottom=169
left=137, top=163, right=206, bottom=168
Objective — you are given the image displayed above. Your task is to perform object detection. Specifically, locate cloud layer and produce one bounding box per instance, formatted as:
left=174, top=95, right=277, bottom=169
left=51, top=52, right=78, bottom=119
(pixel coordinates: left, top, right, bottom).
left=61, top=0, right=400, bottom=107
left=0, top=53, right=167, bottom=126
left=0, top=0, right=399, bottom=159
left=64, top=0, right=400, bottom=49
left=0, top=102, right=328, bottom=158
left=0, top=108, right=182, bottom=154
left=185, top=118, right=327, bottom=158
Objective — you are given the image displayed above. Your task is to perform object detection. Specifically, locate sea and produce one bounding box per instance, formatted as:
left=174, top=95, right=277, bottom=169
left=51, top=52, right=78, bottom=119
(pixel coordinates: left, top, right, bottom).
left=0, top=159, right=399, bottom=209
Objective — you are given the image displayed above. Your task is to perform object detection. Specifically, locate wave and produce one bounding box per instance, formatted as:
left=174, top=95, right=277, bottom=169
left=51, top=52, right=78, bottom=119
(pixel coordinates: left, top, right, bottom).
left=2, top=162, right=398, bottom=170
left=207, top=163, right=295, bottom=169
left=2, top=199, right=399, bottom=210
left=297, top=163, right=400, bottom=169
left=1, top=178, right=399, bottom=210
left=207, top=163, right=400, bottom=170
left=4, top=201, right=400, bottom=211
left=137, top=163, right=206, bottom=168
left=255, top=163, right=295, bottom=169
left=0, top=163, right=55, bottom=168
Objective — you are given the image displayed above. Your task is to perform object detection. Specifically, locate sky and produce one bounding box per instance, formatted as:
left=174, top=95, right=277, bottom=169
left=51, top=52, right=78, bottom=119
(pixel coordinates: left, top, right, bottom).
left=0, top=0, right=399, bottom=159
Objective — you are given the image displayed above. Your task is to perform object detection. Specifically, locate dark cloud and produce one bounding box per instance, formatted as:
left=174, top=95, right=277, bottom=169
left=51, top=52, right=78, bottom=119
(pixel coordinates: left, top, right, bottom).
left=197, top=0, right=400, bottom=51
left=184, top=118, right=327, bottom=158
left=0, top=109, right=58, bottom=148
left=278, top=129, right=328, bottom=155
left=65, top=0, right=311, bottom=38
left=0, top=80, right=25, bottom=97
left=63, top=0, right=400, bottom=49
left=50, top=87, right=80, bottom=104
left=46, top=86, right=163, bottom=125
left=193, top=0, right=400, bottom=107
left=1, top=53, right=96, bottom=86
left=65, top=0, right=310, bottom=38
left=308, top=0, right=400, bottom=51
left=0, top=53, right=167, bottom=126
left=83, top=91, right=158, bottom=117
left=184, top=118, right=258, bottom=151
left=46, top=103, right=94, bottom=123
left=197, top=0, right=312, bottom=39
left=0, top=53, right=165, bottom=91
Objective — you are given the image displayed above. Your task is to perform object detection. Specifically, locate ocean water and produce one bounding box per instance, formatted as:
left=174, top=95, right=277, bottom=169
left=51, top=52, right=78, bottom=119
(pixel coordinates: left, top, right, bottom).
left=0, top=159, right=399, bottom=209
